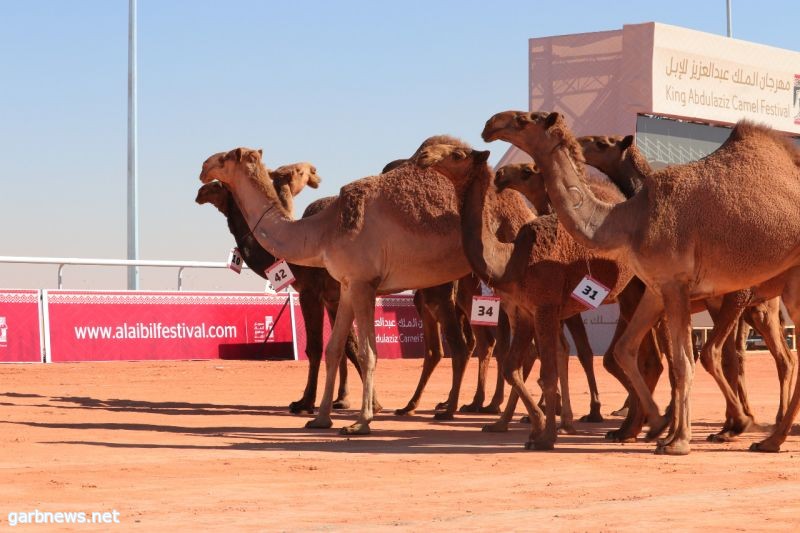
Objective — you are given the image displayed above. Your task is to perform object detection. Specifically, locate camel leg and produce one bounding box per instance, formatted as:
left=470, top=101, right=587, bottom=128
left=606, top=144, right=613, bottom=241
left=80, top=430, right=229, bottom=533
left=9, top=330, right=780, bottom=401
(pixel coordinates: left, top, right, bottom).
left=340, top=281, right=379, bottom=435
left=395, top=290, right=444, bottom=416
left=746, top=299, right=796, bottom=425
left=608, top=325, right=665, bottom=443
left=725, top=316, right=750, bottom=419
left=433, top=288, right=473, bottom=421
left=555, top=329, right=575, bottom=434
left=655, top=283, right=694, bottom=456
left=327, top=305, right=380, bottom=412
left=699, top=293, right=751, bottom=442
left=305, top=293, right=356, bottom=430
left=604, top=280, right=665, bottom=442
left=612, top=287, right=669, bottom=442
left=461, top=325, right=500, bottom=413
left=525, top=306, right=562, bottom=450
left=565, top=315, right=603, bottom=423
left=753, top=270, right=800, bottom=452
left=482, top=310, right=526, bottom=432
left=291, top=291, right=324, bottom=414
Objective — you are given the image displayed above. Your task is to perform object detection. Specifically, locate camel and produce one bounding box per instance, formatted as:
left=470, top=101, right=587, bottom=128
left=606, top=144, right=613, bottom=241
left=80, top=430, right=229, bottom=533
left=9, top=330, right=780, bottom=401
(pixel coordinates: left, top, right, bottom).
left=483, top=110, right=800, bottom=454
left=197, top=164, right=494, bottom=420
left=412, top=142, right=639, bottom=449
left=198, top=136, right=534, bottom=435
left=196, top=165, right=361, bottom=413
left=578, top=134, right=797, bottom=435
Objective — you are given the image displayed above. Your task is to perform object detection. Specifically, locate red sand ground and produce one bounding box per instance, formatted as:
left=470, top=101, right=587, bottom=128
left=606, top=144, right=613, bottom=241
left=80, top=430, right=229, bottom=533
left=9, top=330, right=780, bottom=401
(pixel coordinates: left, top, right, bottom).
left=1, top=354, right=799, bottom=531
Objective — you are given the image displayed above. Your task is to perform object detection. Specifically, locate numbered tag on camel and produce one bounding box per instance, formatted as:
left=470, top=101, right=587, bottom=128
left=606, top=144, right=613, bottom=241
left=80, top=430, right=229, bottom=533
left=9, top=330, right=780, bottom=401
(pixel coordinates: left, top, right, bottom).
left=227, top=247, right=243, bottom=274
left=571, top=275, right=610, bottom=309
left=265, top=259, right=296, bottom=292
left=470, top=296, right=501, bottom=326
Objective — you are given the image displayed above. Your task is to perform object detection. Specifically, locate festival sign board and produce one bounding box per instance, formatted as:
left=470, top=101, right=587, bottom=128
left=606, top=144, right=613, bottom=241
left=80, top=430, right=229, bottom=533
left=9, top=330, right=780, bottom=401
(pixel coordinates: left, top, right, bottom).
left=0, top=289, right=43, bottom=363
left=43, top=290, right=295, bottom=362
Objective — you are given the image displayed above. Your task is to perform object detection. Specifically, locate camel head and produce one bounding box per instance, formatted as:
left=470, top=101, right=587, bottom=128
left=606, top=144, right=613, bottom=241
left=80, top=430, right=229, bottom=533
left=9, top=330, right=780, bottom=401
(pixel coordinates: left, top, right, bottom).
left=494, top=163, right=552, bottom=215
left=270, top=162, right=321, bottom=197
left=199, top=147, right=265, bottom=186
left=494, top=162, right=540, bottom=193
left=195, top=181, right=231, bottom=216
left=412, top=143, right=490, bottom=184
left=482, top=110, right=566, bottom=148
left=577, top=135, right=634, bottom=174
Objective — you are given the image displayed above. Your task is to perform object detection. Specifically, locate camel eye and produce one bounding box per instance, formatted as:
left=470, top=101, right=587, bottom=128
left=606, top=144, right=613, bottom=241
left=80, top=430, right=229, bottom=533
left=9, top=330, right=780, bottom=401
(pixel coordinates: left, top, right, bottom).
left=595, top=141, right=606, bottom=149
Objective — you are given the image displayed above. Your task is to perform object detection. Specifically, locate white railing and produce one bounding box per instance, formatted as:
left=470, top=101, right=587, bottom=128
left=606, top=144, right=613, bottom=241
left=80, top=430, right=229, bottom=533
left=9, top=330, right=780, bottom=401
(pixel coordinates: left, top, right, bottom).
left=0, top=256, right=251, bottom=291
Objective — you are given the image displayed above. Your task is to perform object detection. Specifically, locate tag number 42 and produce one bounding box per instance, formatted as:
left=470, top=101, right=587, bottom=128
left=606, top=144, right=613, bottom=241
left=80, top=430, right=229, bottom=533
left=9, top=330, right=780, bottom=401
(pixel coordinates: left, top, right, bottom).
left=274, top=269, right=287, bottom=281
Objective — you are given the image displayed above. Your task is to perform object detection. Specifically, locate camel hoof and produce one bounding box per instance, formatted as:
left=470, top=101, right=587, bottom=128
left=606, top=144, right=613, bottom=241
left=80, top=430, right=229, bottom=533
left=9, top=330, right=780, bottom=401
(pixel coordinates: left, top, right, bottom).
left=654, top=441, right=691, bottom=455
left=373, top=401, right=383, bottom=414
left=435, top=401, right=450, bottom=411
left=305, top=417, right=333, bottom=429
left=557, top=424, right=577, bottom=435
left=750, top=440, right=781, bottom=453
left=478, top=404, right=502, bottom=415
left=339, top=423, right=370, bottom=435
left=332, top=399, right=350, bottom=410
left=606, top=428, right=638, bottom=442
left=289, top=400, right=314, bottom=414
left=459, top=402, right=482, bottom=413
left=434, top=411, right=455, bottom=421
left=519, top=415, right=530, bottom=424
left=394, top=406, right=415, bottom=416
left=644, top=416, right=669, bottom=442
left=524, top=438, right=555, bottom=451
left=707, top=431, right=738, bottom=443
left=610, top=407, right=629, bottom=417
left=579, top=412, right=604, bottom=423
left=481, top=422, right=509, bottom=433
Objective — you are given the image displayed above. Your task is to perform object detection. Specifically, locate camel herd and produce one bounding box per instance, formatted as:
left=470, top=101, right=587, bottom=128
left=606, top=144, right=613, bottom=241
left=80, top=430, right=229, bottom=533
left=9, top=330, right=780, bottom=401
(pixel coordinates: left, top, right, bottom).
left=196, top=109, right=800, bottom=455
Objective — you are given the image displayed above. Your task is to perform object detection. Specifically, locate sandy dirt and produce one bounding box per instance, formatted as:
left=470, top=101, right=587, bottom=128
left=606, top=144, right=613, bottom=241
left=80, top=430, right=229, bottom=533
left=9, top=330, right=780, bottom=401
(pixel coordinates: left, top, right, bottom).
left=1, top=353, right=799, bottom=531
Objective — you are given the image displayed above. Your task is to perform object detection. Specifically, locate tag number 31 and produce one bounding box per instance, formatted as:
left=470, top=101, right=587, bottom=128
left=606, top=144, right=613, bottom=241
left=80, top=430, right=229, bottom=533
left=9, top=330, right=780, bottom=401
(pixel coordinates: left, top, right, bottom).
left=581, top=285, right=598, bottom=300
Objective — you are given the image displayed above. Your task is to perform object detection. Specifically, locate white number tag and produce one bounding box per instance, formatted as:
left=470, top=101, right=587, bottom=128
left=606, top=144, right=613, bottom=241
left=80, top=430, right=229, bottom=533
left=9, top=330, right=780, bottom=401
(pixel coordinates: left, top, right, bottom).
left=470, top=296, right=501, bottom=326
left=227, top=247, right=243, bottom=274
left=265, top=259, right=296, bottom=292
left=571, top=275, right=610, bottom=309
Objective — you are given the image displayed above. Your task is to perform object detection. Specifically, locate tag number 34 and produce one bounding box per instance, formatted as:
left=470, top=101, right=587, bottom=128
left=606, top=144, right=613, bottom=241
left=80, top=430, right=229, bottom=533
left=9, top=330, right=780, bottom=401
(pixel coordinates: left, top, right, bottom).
left=477, top=305, right=494, bottom=317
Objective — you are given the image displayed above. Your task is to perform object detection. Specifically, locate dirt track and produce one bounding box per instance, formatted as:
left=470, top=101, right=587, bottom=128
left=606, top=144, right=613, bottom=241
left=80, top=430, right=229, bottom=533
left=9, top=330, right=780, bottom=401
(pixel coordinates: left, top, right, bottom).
left=1, top=354, right=799, bottom=531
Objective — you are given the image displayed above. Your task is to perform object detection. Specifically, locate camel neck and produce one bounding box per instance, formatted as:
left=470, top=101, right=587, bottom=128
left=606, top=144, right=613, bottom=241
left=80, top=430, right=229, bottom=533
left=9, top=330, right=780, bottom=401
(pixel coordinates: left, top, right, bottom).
left=536, top=144, right=632, bottom=255
left=458, top=165, right=514, bottom=288
left=227, top=175, right=327, bottom=268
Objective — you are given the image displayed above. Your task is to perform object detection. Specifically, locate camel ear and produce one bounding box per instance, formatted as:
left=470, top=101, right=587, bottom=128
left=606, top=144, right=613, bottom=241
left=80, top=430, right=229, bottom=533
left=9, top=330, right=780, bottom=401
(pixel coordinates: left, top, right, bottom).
left=257, top=149, right=263, bottom=159
left=620, top=135, right=634, bottom=151
left=515, top=113, right=533, bottom=126
left=224, top=148, right=244, bottom=162
left=474, top=150, right=490, bottom=163
left=544, top=112, right=560, bottom=129
left=452, top=148, right=468, bottom=160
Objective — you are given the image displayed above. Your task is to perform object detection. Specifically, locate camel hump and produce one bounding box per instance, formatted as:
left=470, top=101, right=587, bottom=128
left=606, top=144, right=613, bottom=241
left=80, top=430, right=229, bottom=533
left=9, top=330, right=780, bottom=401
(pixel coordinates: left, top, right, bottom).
left=302, top=195, right=338, bottom=219
left=338, top=175, right=381, bottom=233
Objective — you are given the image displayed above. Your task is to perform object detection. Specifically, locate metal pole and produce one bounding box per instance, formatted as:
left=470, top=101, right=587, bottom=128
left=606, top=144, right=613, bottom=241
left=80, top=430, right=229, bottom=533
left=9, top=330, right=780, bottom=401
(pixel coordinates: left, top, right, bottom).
left=726, top=0, right=732, bottom=37
left=127, top=0, right=140, bottom=289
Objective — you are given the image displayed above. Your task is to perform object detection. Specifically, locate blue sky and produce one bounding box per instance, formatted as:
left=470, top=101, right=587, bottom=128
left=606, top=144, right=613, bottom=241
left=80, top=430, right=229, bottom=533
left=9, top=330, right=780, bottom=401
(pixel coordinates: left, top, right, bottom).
left=1, top=0, right=798, bottom=290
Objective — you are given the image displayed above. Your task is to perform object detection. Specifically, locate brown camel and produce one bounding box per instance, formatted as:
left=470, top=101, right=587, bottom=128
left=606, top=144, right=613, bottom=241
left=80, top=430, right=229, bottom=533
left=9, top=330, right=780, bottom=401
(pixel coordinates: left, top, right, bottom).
left=495, top=162, right=670, bottom=439
left=198, top=136, right=533, bottom=434
left=197, top=164, right=495, bottom=420
left=483, top=110, right=800, bottom=454
left=413, top=142, right=638, bottom=449
left=578, top=134, right=797, bottom=436
left=196, top=165, right=361, bottom=413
